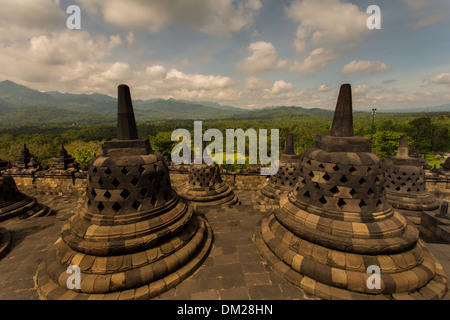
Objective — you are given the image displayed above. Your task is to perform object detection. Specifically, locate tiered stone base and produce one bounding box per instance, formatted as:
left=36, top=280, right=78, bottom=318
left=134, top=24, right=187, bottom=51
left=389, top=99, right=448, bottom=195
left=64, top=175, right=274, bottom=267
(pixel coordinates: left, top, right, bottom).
left=387, top=191, right=440, bottom=225
left=35, top=191, right=213, bottom=300
left=254, top=194, right=448, bottom=300
left=0, top=196, right=55, bottom=222
left=178, top=182, right=239, bottom=207
left=255, top=184, right=289, bottom=206
left=255, top=161, right=299, bottom=207
left=35, top=215, right=212, bottom=300
left=0, top=228, right=12, bottom=260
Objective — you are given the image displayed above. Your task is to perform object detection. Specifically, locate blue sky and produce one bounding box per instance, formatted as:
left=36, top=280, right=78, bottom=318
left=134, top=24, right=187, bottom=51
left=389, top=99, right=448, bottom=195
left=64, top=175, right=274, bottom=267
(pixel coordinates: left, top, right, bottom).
left=0, top=0, right=449, bottom=110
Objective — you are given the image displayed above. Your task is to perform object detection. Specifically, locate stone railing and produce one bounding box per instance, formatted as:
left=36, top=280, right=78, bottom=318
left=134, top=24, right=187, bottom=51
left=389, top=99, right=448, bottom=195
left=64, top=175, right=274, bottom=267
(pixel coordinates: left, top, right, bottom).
left=2, top=167, right=449, bottom=201
left=425, top=170, right=450, bottom=201
left=2, top=168, right=268, bottom=197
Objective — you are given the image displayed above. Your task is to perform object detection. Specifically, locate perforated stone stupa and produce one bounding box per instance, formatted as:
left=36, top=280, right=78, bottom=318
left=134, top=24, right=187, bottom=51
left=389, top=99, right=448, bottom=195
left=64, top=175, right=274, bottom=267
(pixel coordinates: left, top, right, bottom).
left=384, top=135, right=440, bottom=225
left=0, top=172, right=54, bottom=222
left=178, top=141, right=239, bottom=207
left=36, top=84, right=213, bottom=300
left=255, top=84, right=448, bottom=300
left=256, top=132, right=300, bottom=205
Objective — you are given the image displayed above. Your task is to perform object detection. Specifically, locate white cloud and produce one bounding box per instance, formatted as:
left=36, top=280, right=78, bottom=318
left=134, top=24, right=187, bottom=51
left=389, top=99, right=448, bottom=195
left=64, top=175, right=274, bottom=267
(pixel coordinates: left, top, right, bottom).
left=341, top=60, right=391, bottom=74
left=126, top=32, right=136, bottom=45
left=245, top=76, right=271, bottom=91
left=354, top=83, right=372, bottom=96
left=164, top=69, right=234, bottom=90
left=0, top=0, right=65, bottom=30
left=267, top=80, right=295, bottom=95
left=285, top=0, right=369, bottom=51
left=77, top=0, right=262, bottom=36
left=235, top=41, right=288, bottom=74
left=403, top=0, right=430, bottom=10
left=100, top=62, right=132, bottom=82
left=316, top=84, right=332, bottom=93
left=412, top=11, right=447, bottom=28
left=428, top=73, right=450, bottom=85
left=285, top=0, right=371, bottom=76
left=0, top=30, right=123, bottom=86
left=403, top=0, right=448, bottom=28
left=145, top=65, right=167, bottom=79
left=290, top=48, right=337, bottom=76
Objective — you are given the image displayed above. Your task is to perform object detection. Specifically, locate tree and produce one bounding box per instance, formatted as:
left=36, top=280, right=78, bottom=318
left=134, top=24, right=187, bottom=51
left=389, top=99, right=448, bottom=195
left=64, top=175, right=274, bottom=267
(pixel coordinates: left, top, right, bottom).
left=407, top=117, right=433, bottom=153
left=371, top=131, right=404, bottom=161
left=149, top=132, right=177, bottom=162
left=66, top=140, right=103, bottom=168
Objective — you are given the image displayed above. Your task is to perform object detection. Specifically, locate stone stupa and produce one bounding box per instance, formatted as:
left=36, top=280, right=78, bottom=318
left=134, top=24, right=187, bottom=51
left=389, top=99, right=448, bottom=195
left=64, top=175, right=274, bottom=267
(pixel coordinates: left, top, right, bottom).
left=256, top=132, right=301, bottom=206
left=49, top=145, right=79, bottom=172
left=0, top=171, right=54, bottom=222
left=36, top=84, right=213, bottom=300
left=13, top=144, right=40, bottom=171
left=177, top=140, right=239, bottom=207
left=384, top=134, right=440, bottom=225
left=255, top=84, right=448, bottom=300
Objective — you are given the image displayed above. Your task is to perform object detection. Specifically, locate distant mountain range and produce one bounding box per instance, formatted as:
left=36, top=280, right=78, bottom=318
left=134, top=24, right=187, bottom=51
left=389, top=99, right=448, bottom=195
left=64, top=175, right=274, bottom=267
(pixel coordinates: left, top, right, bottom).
left=377, top=105, right=450, bottom=113
left=0, top=80, right=448, bottom=125
left=0, top=80, right=247, bottom=124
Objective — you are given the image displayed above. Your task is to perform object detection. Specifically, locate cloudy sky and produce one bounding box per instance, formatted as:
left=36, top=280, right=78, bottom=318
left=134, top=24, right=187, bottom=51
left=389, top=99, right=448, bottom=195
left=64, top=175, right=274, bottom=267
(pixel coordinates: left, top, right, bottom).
left=0, top=0, right=449, bottom=110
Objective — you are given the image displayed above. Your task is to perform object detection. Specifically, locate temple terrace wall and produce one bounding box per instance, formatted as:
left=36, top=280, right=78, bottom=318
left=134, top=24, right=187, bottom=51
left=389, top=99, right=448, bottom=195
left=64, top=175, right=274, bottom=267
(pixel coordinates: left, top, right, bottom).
left=3, top=168, right=448, bottom=201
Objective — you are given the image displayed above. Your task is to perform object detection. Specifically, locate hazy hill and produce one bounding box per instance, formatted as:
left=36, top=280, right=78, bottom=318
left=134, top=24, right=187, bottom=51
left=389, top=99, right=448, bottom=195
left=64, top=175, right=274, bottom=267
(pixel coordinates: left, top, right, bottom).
left=0, top=105, right=114, bottom=125
left=133, top=99, right=244, bottom=120
left=378, top=104, right=450, bottom=113
left=0, top=80, right=246, bottom=123
left=227, top=106, right=334, bottom=120
left=4, top=80, right=444, bottom=125
left=176, top=99, right=246, bottom=113
left=0, top=80, right=56, bottom=107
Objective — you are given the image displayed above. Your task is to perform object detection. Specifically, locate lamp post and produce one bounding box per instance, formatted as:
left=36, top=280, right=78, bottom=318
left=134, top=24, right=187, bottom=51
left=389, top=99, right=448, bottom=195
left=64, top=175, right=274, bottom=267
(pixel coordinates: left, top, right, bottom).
left=371, top=108, right=377, bottom=137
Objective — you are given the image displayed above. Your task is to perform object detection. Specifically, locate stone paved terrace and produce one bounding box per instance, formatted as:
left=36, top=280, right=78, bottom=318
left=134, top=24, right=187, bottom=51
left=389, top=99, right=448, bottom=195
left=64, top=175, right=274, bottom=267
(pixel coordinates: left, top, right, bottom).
left=0, top=190, right=449, bottom=300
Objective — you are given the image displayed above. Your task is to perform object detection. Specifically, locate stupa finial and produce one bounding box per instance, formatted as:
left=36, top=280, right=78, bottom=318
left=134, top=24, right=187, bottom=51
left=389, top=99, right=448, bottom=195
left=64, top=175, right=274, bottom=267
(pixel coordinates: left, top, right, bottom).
left=396, top=134, right=409, bottom=158
left=284, top=132, right=295, bottom=155
left=117, top=84, right=138, bottom=140
left=330, top=84, right=354, bottom=137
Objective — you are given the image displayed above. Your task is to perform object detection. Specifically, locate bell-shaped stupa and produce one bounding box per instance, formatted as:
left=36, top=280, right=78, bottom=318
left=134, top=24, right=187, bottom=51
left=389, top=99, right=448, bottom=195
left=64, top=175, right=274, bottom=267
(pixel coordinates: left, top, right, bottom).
left=256, top=132, right=300, bottom=205
left=178, top=140, right=239, bottom=207
left=255, top=84, right=448, bottom=300
left=384, top=135, right=440, bottom=225
left=36, top=85, right=213, bottom=300
left=0, top=171, right=54, bottom=222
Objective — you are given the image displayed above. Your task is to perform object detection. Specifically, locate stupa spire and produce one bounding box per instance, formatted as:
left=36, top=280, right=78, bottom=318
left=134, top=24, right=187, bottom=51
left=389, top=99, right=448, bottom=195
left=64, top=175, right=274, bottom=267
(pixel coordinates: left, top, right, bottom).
left=117, top=84, right=138, bottom=140
left=284, top=132, right=295, bottom=155
left=330, top=83, right=354, bottom=137
left=396, top=134, right=409, bottom=158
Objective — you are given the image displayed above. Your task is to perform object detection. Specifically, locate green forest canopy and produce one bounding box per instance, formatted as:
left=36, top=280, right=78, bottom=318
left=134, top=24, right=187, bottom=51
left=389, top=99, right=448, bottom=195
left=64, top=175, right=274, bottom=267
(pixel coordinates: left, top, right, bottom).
left=0, top=112, right=448, bottom=170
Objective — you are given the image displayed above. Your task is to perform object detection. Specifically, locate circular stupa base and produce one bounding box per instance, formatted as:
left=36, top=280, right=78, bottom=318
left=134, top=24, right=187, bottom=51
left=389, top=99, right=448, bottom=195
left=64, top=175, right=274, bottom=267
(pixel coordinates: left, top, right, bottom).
left=35, top=216, right=213, bottom=300
left=178, top=182, right=239, bottom=208
left=387, top=192, right=441, bottom=225
left=0, top=196, right=55, bottom=222
left=387, top=192, right=440, bottom=211
left=0, top=227, right=12, bottom=260
left=254, top=213, right=448, bottom=300
left=255, top=183, right=292, bottom=206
